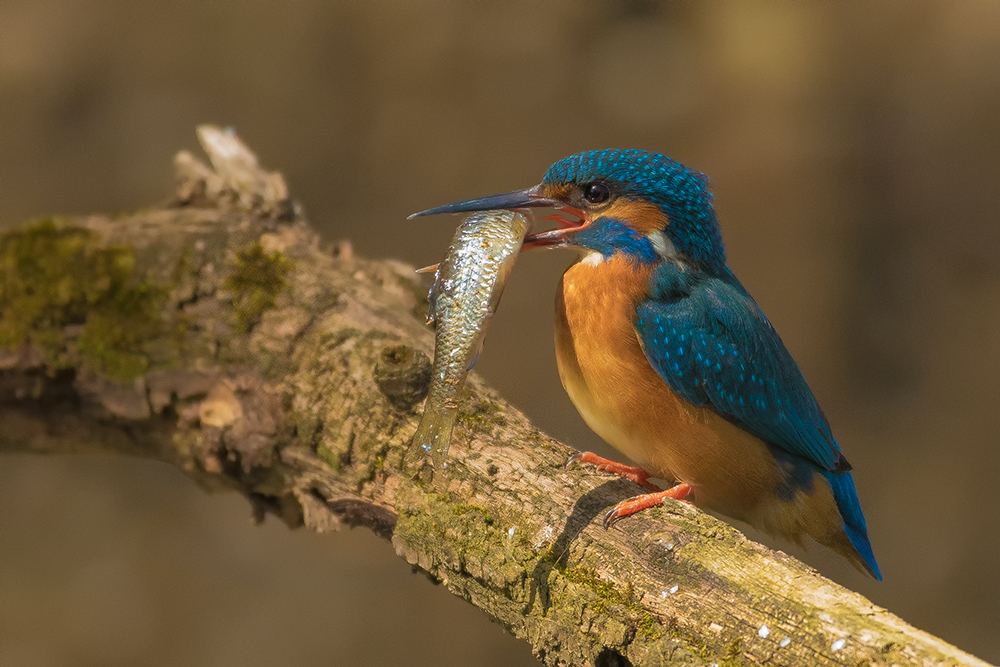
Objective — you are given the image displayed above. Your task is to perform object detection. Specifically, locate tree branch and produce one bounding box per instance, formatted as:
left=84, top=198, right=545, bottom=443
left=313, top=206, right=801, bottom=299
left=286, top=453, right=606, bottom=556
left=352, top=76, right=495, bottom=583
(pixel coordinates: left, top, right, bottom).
left=0, top=127, right=988, bottom=667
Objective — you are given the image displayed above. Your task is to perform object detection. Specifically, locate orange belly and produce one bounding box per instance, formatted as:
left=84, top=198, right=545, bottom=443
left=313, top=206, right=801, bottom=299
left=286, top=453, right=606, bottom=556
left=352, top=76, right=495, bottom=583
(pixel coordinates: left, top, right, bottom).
left=554, top=254, right=789, bottom=524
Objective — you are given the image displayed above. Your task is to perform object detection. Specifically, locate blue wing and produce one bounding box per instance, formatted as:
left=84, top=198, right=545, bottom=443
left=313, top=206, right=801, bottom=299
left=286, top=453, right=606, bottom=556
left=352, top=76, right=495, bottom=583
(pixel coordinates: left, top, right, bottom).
left=635, top=266, right=848, bottom=473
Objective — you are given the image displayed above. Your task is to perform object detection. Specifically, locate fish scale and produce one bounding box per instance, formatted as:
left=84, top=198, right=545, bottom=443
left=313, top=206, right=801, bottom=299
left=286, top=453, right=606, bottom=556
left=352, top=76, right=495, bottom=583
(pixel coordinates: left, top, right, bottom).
left=408, top=210, right=529, bottom=474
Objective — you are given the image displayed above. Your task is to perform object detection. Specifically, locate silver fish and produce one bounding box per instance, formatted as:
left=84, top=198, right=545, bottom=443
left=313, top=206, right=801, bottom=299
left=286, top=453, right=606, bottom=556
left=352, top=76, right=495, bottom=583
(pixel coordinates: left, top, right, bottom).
left=409, top=210, right=529, bottom=472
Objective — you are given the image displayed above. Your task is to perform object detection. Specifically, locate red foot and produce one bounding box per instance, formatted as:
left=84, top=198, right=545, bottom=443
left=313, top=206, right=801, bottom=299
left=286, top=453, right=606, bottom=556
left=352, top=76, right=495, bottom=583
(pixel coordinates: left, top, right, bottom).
left=603, top=484, right=694, bottom=529
left=567, top=451, right=662, bottom=492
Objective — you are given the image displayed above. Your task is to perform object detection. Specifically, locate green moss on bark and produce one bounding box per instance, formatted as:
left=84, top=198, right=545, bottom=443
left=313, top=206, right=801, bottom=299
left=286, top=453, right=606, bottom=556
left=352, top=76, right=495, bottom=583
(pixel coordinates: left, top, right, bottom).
left=0, top=218, right=168, bottom=381
left=457, top=396, right=508, bottom=433
left=224, top=241, right=293, bottom=333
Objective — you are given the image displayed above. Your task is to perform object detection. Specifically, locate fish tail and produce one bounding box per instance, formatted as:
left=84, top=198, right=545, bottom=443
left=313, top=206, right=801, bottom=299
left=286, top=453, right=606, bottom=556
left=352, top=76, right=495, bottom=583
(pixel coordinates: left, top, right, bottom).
left=409, top=404, right=459, bottom=472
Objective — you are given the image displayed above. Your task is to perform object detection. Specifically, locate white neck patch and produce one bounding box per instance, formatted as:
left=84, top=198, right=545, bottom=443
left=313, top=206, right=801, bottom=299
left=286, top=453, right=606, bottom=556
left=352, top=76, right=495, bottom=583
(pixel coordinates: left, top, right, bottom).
left=580, top=250, right=604, bottom=267
left=647, top=230, right=677, bottom=259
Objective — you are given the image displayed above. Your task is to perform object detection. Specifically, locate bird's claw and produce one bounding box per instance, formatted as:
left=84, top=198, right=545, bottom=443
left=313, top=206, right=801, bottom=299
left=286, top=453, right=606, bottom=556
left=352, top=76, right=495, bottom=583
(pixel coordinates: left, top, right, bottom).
left=601, top=484, right=695, bottom=530
left=603, top=506, right=625, bottom=529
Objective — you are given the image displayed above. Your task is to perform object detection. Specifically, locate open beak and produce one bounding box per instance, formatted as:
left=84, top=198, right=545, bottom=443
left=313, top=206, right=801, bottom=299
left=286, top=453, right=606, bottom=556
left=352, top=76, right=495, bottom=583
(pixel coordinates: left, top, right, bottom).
left=409, top=184, right=589, bottom=250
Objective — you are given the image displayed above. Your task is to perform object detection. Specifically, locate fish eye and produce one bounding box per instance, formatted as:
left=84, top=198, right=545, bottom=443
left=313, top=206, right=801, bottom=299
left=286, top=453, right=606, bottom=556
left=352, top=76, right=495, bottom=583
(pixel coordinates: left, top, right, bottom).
left=582, top=182, right=611, bottom=205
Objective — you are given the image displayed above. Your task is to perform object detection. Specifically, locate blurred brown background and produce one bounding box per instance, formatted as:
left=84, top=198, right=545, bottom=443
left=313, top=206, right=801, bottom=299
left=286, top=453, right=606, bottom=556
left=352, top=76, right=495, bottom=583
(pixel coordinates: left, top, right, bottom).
left=2, top=1, right=999, bottom=665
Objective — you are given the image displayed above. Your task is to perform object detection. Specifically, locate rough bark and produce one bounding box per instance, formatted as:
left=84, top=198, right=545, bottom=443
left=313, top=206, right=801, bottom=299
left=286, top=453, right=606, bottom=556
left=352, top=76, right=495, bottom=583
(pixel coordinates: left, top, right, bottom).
left=0, top=127, right=989, bottom=667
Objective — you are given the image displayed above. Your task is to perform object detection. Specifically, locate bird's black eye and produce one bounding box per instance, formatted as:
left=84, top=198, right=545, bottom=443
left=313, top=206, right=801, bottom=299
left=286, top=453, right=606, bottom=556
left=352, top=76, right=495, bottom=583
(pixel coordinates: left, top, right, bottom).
left=582, top=182, right=611, bottom=205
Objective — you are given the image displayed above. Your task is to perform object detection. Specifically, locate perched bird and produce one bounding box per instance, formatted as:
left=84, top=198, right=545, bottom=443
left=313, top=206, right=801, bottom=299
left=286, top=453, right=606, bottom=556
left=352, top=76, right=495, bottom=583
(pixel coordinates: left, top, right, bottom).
left=412, top=149, right=881, bottom=580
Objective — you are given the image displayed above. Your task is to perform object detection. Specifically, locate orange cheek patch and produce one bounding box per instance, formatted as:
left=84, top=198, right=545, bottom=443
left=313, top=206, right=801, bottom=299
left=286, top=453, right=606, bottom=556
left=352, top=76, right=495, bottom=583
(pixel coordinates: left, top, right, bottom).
left=601, top=199, right=670, bottom=234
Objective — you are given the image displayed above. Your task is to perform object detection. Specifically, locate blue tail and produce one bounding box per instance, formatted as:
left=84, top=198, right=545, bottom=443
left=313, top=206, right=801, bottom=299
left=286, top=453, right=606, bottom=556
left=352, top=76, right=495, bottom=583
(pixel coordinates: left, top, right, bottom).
left=823, top=471, right=882, bottom=581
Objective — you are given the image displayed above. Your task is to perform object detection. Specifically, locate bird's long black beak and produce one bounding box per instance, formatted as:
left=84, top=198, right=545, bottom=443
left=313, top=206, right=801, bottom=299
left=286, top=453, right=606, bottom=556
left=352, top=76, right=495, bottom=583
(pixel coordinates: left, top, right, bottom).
left=408, top=185, right=558, bottom=218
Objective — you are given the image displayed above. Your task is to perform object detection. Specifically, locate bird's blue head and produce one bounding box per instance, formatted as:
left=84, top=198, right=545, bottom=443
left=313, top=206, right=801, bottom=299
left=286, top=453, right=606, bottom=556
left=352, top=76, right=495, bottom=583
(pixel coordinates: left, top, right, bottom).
left=539, top=150, right=725, bottom=271
left=411, top=149, right=726, bottom=273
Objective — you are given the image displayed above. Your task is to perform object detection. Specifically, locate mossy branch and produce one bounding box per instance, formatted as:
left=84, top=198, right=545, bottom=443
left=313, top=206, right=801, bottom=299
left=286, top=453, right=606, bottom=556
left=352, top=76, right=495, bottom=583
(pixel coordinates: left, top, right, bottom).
left=0, top=127, right=989, bottom=667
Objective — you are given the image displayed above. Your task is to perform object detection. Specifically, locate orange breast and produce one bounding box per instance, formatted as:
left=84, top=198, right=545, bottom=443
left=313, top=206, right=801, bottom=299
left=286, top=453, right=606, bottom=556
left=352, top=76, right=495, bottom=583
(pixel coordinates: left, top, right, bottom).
left=554, top=253, right=786, bottom=522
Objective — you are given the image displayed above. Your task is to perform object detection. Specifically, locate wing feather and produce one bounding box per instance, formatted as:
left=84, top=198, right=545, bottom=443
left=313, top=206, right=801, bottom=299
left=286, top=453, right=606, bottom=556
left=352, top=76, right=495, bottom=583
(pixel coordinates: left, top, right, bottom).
left=635, top=266, right=846, bottom=472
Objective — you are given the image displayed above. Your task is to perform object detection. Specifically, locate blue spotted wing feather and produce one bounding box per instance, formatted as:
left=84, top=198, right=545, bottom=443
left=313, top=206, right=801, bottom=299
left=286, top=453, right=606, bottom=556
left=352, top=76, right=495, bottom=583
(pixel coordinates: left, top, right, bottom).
left=635, top=266, right=847, bottom=473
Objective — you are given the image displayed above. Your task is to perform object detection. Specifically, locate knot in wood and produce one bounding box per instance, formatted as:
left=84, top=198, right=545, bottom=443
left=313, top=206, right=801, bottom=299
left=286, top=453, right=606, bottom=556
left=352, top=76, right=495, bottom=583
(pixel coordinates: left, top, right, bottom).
left=373, top=344, right=431, bottom=411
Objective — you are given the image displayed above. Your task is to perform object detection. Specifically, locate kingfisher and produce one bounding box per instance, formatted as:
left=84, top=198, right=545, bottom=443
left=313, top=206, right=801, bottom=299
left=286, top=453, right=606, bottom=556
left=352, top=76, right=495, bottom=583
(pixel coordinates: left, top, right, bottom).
left=412, top=149, right=881, bottom=580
